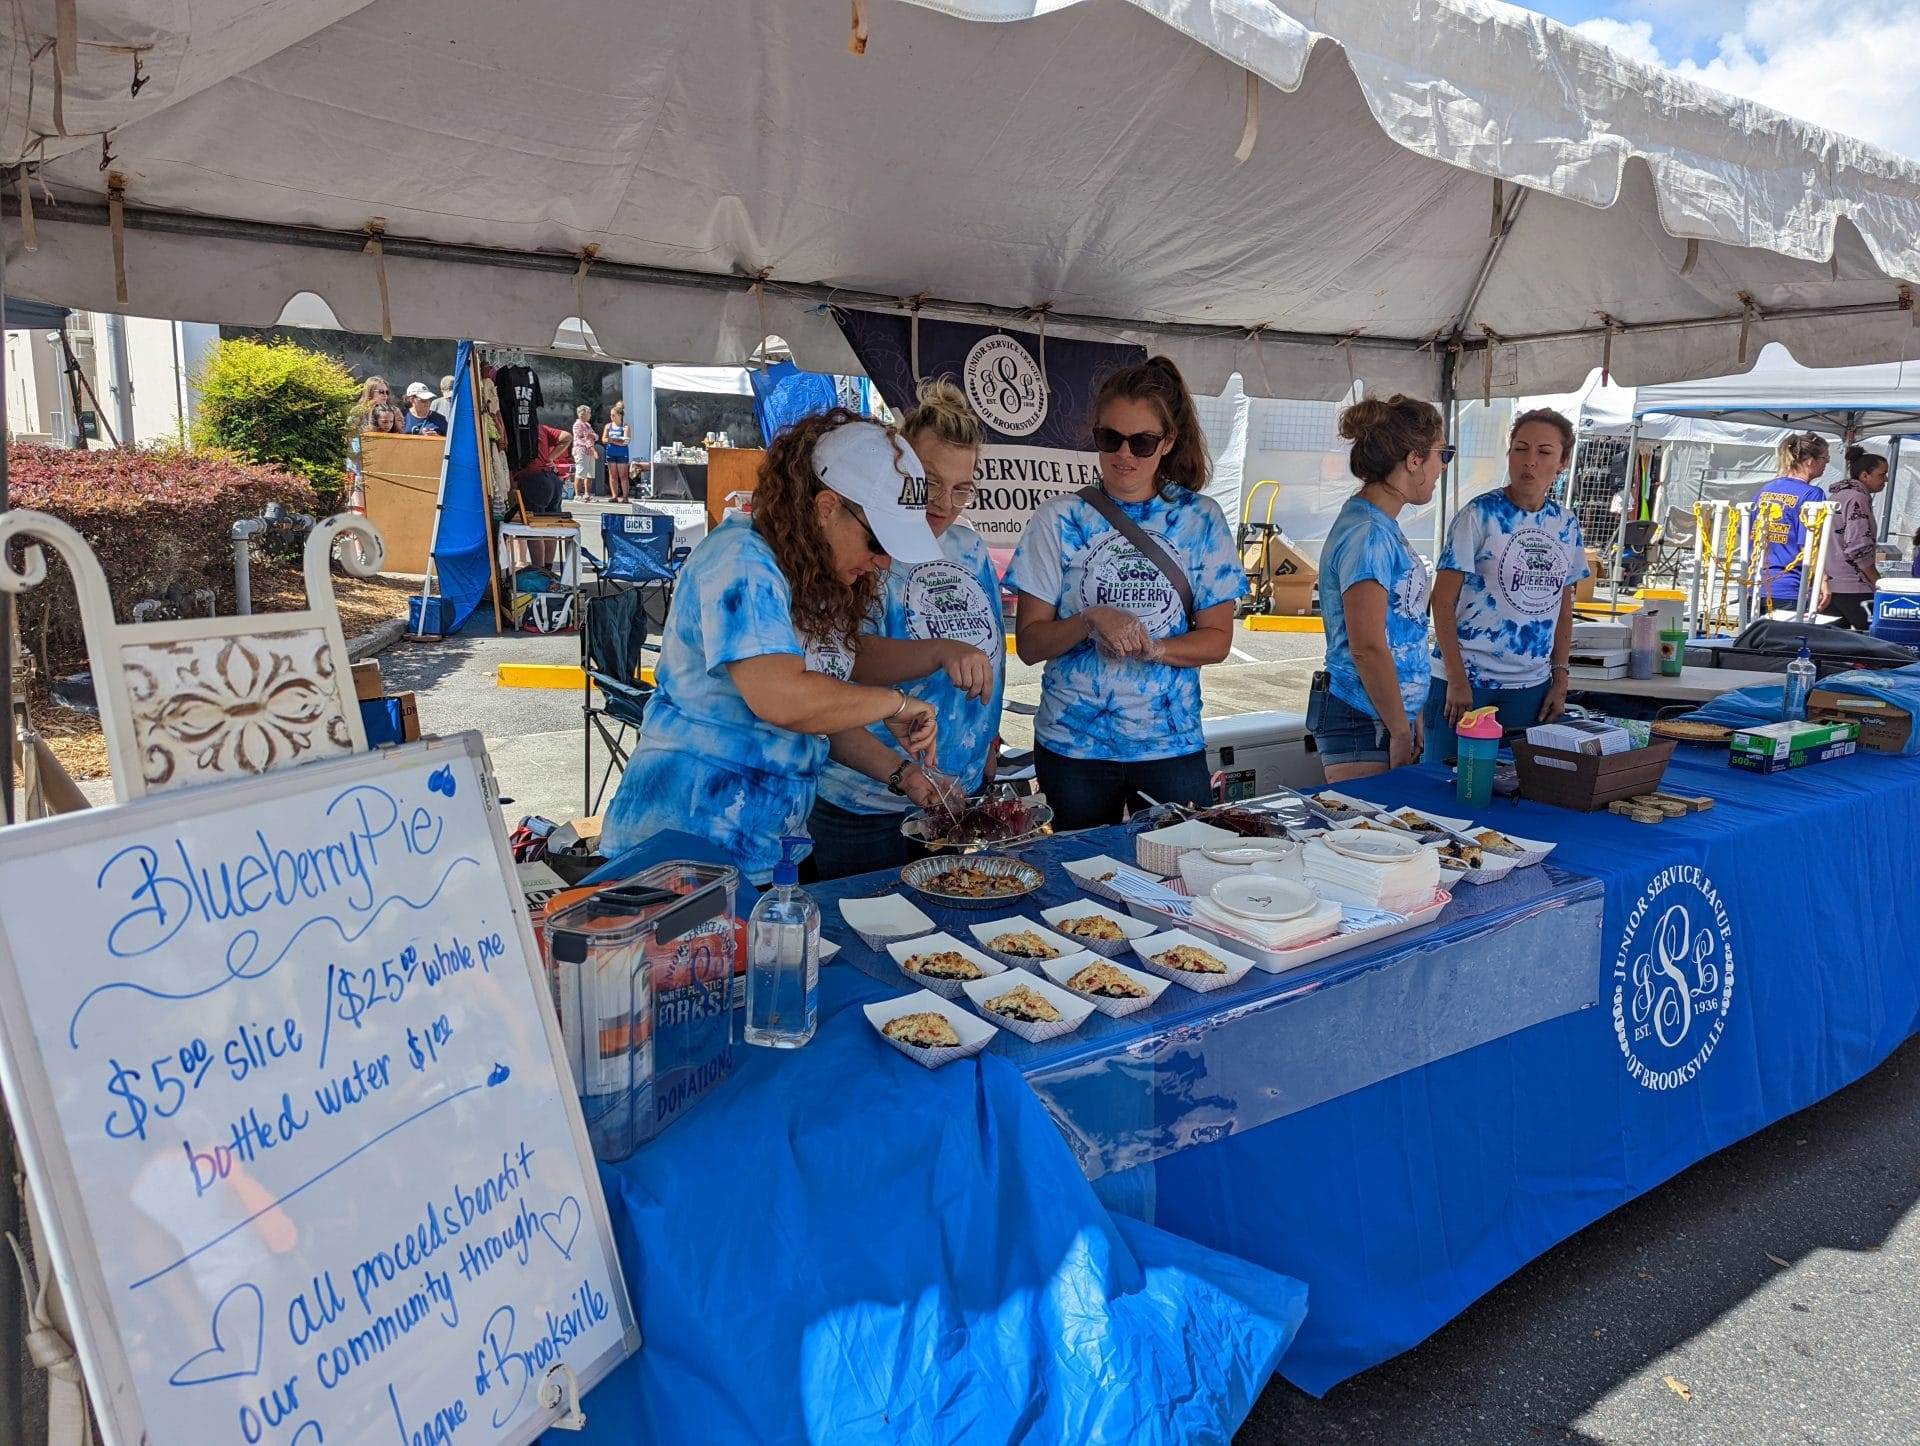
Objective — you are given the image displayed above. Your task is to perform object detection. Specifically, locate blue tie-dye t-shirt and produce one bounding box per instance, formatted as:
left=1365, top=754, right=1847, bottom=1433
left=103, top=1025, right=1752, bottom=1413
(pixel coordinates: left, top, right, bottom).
left=601, top=518, right=854, bottom=884
left=1320, top=494, right=1431, bottom=723
left=1436, top=490, right=1589, bottom=688
left=1009, top=487, right=1245, bottom=761
left=816, top=523, right=1006, bottom=815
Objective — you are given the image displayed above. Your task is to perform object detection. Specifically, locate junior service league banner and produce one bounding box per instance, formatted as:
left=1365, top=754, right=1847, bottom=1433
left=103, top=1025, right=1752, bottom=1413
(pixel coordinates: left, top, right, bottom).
left=833, top=308, right=1146, bottom=545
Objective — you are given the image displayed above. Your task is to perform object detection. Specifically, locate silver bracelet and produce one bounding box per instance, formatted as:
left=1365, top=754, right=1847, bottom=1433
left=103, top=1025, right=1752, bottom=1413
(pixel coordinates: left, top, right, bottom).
left=889, top=690, right=908, bottom=719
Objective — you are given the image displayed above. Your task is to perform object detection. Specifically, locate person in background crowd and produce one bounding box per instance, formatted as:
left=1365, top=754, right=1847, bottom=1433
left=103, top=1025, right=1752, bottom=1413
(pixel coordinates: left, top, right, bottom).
left=1309, top=395, right=1446, bottom=780
left=351, top=375, right=392, bottom=429
left=1424, top=408, right=1587, bottom=758
left=808, top=379, right=1004, bottom=879
left=1753, top=431, right=1829, bottom=613
left=1010, top=356, right=1244, bottom=830
left=571, top=404, right=599, bottom=500
left=602, top=401, right=636, bottom=503
left=368, top=402, right=403, bottom=433
left=1824, top=446, right=1888, bottom=630
left=430, top=373, right=457, bottom=421
left=601, top=412, right=944, bottom=885
left=402, top=382, right=449, bottom=436
left=508, top=422, right=570, bottom=570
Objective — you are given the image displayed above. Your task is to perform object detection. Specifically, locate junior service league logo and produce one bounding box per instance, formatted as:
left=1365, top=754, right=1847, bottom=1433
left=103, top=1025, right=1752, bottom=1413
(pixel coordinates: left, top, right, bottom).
left=962, top=334, right=1048, bottom=437
left=1612, top=865, right=1735, bottom=1091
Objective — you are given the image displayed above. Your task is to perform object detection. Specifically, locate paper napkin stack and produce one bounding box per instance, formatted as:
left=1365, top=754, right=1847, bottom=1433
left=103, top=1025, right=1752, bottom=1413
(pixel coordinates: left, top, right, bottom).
left=1303, top=837, right=1440, bottom=916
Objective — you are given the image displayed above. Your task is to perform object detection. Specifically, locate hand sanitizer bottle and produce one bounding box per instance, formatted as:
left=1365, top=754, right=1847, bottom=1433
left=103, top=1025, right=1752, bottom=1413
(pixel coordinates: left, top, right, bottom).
left=744, top=837, right=820, bottom=1048
left=1784, top=636, right=1816, bottom=721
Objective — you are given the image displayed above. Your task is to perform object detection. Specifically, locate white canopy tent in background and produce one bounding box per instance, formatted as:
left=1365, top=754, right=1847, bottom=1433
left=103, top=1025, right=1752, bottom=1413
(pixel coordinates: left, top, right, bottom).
left=8, top=0, right=1920, bottom=428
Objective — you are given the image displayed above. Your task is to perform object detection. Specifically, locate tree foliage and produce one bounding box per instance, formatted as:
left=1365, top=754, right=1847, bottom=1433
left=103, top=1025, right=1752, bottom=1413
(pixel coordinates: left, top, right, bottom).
left=191, top=338, right=360, bottom=506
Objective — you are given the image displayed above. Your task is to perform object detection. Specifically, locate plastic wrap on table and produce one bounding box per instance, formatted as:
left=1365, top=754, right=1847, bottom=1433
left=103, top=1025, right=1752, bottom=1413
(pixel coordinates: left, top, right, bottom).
left=560, top=966, right=1307, bottom=1445
left=821, top=835, right=1604, bottom=1181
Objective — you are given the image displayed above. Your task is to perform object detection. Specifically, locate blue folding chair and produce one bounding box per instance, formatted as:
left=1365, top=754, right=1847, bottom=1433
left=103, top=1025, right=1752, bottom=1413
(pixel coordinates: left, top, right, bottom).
left=600, top=508, right=680, bottom=582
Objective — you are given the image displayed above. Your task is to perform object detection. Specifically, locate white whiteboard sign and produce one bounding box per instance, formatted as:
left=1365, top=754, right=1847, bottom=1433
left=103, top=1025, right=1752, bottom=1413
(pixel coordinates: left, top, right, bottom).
left=0, top=735, right=638, bottom=1446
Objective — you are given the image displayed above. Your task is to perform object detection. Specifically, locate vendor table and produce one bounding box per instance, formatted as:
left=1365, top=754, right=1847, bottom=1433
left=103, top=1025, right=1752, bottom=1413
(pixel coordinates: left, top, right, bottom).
left=1569, top=663, right=1784, bottom=702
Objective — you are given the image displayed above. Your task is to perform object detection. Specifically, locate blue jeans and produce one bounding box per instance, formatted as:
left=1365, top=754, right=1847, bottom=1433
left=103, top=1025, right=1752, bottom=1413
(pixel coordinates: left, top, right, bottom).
left=1307, top=685, right=1396, bottom=767
left=1033, top=745, right=1211, bottom=833
left=1421, top=677, right=1550, bottom=763
left=805, top=798, right=919, bottom=882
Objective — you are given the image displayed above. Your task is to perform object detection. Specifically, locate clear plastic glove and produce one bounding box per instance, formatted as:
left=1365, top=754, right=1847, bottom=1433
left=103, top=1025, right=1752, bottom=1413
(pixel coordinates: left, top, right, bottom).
left=898, top=763, right=947, bottom=811
left=939, top=643, right=997, bottom=702
left=882, top=695, right=939, bottom=760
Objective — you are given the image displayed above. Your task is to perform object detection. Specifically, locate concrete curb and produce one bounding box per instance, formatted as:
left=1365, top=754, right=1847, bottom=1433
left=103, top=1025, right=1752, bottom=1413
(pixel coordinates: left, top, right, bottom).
left=346, top=617, right=408, bottom=660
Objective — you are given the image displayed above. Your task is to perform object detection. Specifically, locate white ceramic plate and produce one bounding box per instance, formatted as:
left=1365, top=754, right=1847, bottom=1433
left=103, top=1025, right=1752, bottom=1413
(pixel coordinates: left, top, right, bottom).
left=959, top=969, right=1097, bottom=1044
left=863, top=989, right=997, bottom=1069
left=885, top=932, right=1008, bottom=999
left=1209, top=875, right=1318, bottom=922
left=1038, top=954, right=1171, bottom=1017
left=1039, top=901, right=1157, bottom=958
left=967, top=917, right=1082, bottom=969
left=1129, top=928, right=1259, bottom=992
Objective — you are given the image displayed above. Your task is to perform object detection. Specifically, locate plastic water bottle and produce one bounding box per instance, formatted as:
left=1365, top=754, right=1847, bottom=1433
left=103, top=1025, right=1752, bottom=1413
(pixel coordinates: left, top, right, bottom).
left=744, top=837, right=820, bottom=1048
left=1783, top=636, right=1816, bottom=721
left=1454, top=705, right=1503, bottom=808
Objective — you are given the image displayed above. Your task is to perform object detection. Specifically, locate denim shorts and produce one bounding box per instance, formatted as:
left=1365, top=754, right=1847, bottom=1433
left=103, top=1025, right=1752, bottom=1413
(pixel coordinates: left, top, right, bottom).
left=1307, top=684, right=1394, bottom=766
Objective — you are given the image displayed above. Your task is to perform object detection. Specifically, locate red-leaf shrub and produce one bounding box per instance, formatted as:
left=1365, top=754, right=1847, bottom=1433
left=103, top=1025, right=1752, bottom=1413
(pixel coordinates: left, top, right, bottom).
left=6, top=443, right=320, bottom=677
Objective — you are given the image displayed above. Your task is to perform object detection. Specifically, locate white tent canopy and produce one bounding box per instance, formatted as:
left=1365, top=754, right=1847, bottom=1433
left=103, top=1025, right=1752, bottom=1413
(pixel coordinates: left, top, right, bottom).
left=1633, top=343, right=1920, bottom=438
left=651, top=367, right=754, bottom=397
left=1527, top=370, right=1787, bottom=446
left=8, top=1, right=1920, bottom=402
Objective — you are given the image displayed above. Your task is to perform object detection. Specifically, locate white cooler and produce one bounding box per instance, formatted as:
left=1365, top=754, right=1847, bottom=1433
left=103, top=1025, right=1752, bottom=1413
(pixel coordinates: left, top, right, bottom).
left=1203, top=711, right=1320, bottom=800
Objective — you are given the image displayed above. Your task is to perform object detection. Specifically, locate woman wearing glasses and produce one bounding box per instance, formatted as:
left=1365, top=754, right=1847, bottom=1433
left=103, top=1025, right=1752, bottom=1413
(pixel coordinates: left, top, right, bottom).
left=1309, top=396, right=1446, bottom=780
left=1010, top=356, right=1245, bottom=830
left=807, top=380, right=1006, bottom=878
left=600, top=411, right=943, bottom=885
left=1424, top=408, right=1588, bottom=757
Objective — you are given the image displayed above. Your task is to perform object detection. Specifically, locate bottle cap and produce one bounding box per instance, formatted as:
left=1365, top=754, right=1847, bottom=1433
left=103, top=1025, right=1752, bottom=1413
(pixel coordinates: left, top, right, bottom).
left=1455, top=705, right=1504, bottom=740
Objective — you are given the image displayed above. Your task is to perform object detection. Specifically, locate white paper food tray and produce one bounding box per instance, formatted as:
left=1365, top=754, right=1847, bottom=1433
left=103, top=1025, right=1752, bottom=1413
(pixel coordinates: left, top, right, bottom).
left=1062, top=853, right=1166, bottom=907
left=885, top=932, right=1009, bottom=999
left=967, top=916, right=1082, bottom=969
left=837, top=894, right=937, bottom=951
left=864, top=990, right=997, bottom=1069
left=1128, top=929, right=1259, bottom=992
left=1039, top=900, right=1157, bottom=959
left=960, top=968, right=1097, bottom=1044
left=1178, top=891, right=1452, bottom=974
left=1038, top=954, right=1171, bottom=1018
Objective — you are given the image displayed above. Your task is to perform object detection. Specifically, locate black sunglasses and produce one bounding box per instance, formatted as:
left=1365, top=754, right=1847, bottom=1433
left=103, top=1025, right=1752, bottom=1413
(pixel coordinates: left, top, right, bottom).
left=840, top=497, right=887, bottom=558
left=1433, top=444, right=1458, bottom=465
left=1092, top=426, right=1166, bottom=458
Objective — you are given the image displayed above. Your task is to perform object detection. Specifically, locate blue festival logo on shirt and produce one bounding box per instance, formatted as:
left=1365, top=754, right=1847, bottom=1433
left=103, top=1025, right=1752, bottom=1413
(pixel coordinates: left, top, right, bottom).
left=1494, top=528, right=1569, bottom=615
left=1081, top=532, right=1183, bottom=635
left=906, top=560, right=999, bottom=653
left=1391, top=556, right=1431, bottom=621
left=1611, top=865, right=1736, bottom=1091
left=804, top=635, right=854, bottom=681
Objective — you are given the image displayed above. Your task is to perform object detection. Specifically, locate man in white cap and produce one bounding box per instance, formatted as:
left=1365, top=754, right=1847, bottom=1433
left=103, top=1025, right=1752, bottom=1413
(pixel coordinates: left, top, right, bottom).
left=599, top=414, right=945, bottom=885
left=402, top=382, right=448, bottom=436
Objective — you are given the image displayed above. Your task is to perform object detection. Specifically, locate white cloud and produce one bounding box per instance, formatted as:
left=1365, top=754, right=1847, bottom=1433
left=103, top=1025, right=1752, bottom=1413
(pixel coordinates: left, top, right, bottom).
left=1572, top=2, right=1920, bottom=161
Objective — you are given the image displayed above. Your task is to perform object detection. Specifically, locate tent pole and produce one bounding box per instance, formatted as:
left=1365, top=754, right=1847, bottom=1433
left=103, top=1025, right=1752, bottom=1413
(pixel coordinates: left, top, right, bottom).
left=1881, top=437, right=1901, bottom=544
left=1435, top=351, right=1457, bottom=560
left=469, top=348, right=505, bottom=633
left=1611, top=423, right=1639, bottom=602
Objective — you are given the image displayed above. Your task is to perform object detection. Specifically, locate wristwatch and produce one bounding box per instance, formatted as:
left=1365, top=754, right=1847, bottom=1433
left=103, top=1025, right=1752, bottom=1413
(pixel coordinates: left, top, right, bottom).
left=885, top=762, right=914, bottom=796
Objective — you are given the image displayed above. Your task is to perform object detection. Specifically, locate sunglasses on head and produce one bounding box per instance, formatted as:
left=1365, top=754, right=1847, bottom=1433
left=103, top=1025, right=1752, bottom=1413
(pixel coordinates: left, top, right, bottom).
left=1092, top=426, right=1166, bottom=458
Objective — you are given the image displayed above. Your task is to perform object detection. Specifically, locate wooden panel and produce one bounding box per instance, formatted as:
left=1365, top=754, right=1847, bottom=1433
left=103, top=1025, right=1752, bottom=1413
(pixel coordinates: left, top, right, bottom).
left=706, top=446, right=766, bottom=529
left=360, top=432, right=445, bottom=574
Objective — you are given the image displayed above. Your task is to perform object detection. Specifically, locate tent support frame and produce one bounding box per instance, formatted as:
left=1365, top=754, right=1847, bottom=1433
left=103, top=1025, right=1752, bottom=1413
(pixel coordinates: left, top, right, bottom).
left=10, top=197, right=1920, bottom=398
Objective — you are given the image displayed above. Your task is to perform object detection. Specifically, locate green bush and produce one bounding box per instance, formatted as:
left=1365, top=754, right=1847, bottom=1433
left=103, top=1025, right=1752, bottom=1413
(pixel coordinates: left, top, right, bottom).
left=191, top=338, right=359, bottom=508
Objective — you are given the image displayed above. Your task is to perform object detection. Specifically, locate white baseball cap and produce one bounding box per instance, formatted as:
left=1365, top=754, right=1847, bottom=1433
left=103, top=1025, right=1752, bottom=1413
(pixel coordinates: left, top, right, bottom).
left=404, top=382, right=434, bottom=400
left=809, top=420, right=940, bottom=564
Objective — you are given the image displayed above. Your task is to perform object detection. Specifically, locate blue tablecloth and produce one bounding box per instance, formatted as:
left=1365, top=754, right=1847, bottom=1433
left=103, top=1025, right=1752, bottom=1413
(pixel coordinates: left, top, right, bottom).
left=557, top=954, right=1307, bottom=1444
left=1130, top=749, right=1920, bottom=1393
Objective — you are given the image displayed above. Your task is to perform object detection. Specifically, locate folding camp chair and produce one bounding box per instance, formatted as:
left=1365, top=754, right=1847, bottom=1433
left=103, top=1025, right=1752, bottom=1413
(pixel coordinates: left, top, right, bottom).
left=1644, top=506, right=1698, bottom=591
left=581, top=579, right=672, bottom=815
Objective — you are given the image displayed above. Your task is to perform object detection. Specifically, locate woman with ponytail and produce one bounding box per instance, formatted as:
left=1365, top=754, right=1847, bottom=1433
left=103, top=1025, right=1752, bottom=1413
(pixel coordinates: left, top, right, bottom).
left=1009, top=356, right=1245, bottom=830
left=808, top=380, right=1006, bottom=879
left=1309, top=395, right=1447, bottom=779
left=1753, top=431, right=1830, bottom=612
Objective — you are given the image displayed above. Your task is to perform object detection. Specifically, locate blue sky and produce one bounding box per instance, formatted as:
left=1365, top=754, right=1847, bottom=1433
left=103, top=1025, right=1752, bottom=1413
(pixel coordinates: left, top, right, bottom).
left=1515, top=2, right=1920, bottom=158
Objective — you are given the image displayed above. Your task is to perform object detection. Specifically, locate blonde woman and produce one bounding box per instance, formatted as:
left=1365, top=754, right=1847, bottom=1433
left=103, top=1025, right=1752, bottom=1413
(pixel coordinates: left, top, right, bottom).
left=808, top=380, right=1004, bottom=879
left=570, top=404, right=599, bottom=500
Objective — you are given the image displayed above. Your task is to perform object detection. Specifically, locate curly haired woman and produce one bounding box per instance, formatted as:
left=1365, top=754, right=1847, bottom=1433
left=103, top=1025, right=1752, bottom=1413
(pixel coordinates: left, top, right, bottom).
left=600, top=411, right=945, bottom=884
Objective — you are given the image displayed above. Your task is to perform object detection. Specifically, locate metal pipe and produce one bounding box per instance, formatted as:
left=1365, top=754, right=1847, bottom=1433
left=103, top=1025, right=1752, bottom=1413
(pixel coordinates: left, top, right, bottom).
left=1881, top=436, right=1901, bottom=543
left=100, top=312, right=136, bottom=447
left=231, top=517, right=266, bottom=615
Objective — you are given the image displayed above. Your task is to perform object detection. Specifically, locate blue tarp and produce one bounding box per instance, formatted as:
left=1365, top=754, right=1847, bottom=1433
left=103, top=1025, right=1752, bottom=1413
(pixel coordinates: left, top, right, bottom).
left=432, top=340, right=493, bottom=632
left=1129, top=750, right=1920, bottom=1393
left=748, top=360, right=839, bottom=444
